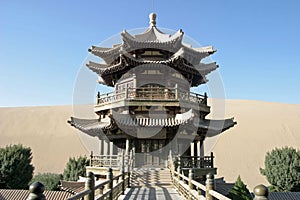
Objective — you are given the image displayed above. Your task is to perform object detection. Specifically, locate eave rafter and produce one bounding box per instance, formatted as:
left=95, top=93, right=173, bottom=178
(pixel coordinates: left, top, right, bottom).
left=68, top=115, right=236, bottom=138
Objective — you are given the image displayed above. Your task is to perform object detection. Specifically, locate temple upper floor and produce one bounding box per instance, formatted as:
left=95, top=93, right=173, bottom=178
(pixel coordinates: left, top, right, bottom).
left=86, top=13, right=218, bottom=87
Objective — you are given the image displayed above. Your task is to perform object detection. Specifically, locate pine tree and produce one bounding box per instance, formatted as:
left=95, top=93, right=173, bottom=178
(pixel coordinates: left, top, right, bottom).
left=260, top=146, right=300, bottom=192
left=227, top=175, right=252, bottom=200
left=63, top=156, right=89, bottom=181
left=0, top=144, right=34, bottom=189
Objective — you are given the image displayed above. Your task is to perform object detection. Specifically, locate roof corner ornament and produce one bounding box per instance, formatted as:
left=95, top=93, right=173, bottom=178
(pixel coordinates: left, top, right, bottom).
left=149, top=12, right=156, bottom=27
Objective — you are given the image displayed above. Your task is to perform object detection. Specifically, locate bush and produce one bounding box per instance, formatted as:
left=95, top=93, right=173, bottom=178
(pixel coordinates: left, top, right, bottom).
left=227, top=175, right=252, bottom=200
left=63, top=156, right=89, bottom=181
left=0, top=144, right=34, bottom=189
left=260, top=146, right=300, bottom=192
left=30, top=173, right=62, bottom=191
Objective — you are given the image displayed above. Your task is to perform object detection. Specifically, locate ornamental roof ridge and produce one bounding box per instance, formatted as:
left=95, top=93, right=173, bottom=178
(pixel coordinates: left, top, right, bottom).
left=88, top=44, right=122, bottom=64
left=121, top=27, right=184, bottom=44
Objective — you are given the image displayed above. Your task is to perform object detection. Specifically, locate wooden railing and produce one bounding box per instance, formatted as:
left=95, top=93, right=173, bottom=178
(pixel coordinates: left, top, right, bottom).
left=96, top=87, right=207, bottom=105
left=67, top=168, right=130, bottom=200
left=169, top=153, right=230, bottom=200
left=178, top=152, right=214, bottom=169
left=90, top=152, right=132, bottom=169
left=67, top=150, right=134, bottom=200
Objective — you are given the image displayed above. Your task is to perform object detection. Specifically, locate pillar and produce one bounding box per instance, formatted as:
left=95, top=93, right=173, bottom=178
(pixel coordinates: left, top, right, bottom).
left=109, top=142, right=113, bottom=155
left=190, top=142, right=195, bottom=157
left=196, top=141, right=201, bottom=157
left=190, top=142, right=195, bottom=167
left=200, top=140, right=204, bottom=157
left=104, top=140, right=109, bottom=155
left=125, top=139, right=130, bottom=156
left=99, top=140, right=104, bottom=155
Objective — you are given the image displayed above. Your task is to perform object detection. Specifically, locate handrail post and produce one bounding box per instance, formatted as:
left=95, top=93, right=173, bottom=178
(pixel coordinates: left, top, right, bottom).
left=84, top=172, right=95, bottom=200
left=131, top=147, right=135, bottom=172
left=177, top=156, right=181, bottom=181
left=26, top=182, right=46, bottom=200
left=204, top=92, right=208, bottom=105
left=177, top=156, right=181, bottom=195
left=175, top=84, right=178, bottom=99
left=188, top=169, right=194, bottom=200
left=90, top=151, right=93, bottom=167
left=253, top=184, right=269, bottom=200
left=125, top=88, right=128, bottom=99
left=107, top=168, right=113, bottom=200
left=99, top=186, right=104, bottom=195
left=210, top=152, right=214, bottom=168
left=121, top=149, right=125, bottom=195
left=205, top=173, right=215, bottom=200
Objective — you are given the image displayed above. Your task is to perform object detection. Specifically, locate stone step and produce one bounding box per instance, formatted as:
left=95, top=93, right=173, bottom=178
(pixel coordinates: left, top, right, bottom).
left=131, top=168, right=173, bottom=187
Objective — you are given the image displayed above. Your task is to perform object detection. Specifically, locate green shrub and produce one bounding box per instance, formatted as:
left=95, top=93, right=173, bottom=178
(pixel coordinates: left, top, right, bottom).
left=30, top=173, right=62, bottom=191
left=227, top=175, right=252, bottom=200
left=63, top=156, right=89, bottom=181
left=0, top=144, right=34, bottom=189
left=260, top=146, right=300, bottom=192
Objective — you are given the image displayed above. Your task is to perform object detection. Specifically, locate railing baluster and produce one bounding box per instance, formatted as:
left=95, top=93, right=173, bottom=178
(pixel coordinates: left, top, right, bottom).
left=84, top=172, right=94, bottom=200
left=96, top=87, right=207, bottom=105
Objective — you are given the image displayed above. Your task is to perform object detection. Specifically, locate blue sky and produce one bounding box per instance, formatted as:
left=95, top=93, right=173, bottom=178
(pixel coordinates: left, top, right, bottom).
left=0, top=0, right=299, bottom=107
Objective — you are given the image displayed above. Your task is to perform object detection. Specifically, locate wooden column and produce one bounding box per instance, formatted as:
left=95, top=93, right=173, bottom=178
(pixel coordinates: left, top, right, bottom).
left=99, top=140, right=104, bottom=155
left=104, top=140, right=109, bottom=155
left=197, top=141, right=201, bottom=158
left=125, top=139, right=130, bottom=156
left=109, top=142, right=113, bottom=155
left=190, top=142, right=195, bottom=157
left=200, top=140, right=204, bottom=157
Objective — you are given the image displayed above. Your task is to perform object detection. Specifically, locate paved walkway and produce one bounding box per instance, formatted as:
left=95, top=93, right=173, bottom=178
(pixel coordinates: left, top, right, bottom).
left=118, top=187, right=184, bottom=200
left=118, top=168, right=184, bottom=200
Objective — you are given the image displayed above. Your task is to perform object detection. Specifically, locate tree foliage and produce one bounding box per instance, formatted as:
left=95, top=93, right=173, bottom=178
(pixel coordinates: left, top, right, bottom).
left=0, top=144, right=34, bottom=189
left=260, top=146, right=300, bottom=192
left=30, top=173, right=62, bottom=191
left=63, top=156, right=89, bottom=181
left=227, top=175, right=252, bottom=200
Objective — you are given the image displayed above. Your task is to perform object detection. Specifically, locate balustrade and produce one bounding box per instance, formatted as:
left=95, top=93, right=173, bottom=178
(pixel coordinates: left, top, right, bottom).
left=176, top=152, right=214, bottom=169
left=96, top=87, right=207, bottom=105
left=169, top=153, right=230, bottom=200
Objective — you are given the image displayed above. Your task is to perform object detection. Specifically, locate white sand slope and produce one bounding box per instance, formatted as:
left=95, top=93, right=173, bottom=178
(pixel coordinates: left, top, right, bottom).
left=0, top=100, right=299, bottom=190
left=211, top=100, right=300, bottom=190
left=0, top=105, right=89, bottom=174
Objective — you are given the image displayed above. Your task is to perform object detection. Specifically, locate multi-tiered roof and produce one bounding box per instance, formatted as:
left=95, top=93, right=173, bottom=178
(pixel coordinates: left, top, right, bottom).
left=86, top=13, right=218, bottom=87
left=68, top=13, right=236, bottom=141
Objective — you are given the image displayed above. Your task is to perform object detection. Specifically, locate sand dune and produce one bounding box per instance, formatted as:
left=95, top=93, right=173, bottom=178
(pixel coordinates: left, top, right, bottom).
left=0, top=100, right=299, bottom=190
left=0, top=105, right=89, bottom=174
left=212, top=100, right=300, bottom=190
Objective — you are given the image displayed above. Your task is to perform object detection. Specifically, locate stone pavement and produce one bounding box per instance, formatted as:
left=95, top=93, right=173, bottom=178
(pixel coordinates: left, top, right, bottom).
left=118, top=168, right=184, bottom=200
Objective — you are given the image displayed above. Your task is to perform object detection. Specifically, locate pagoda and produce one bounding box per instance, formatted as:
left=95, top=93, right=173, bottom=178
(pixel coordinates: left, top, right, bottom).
left=68, top=13, right=236, bottom=170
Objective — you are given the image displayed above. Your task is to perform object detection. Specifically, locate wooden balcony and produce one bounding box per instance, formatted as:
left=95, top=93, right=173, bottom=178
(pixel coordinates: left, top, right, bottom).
left=174, top=153, right=214, bottom=169
left=174, top=153, right=217, bottom=177
left=95, top=87, right=208, bottom=111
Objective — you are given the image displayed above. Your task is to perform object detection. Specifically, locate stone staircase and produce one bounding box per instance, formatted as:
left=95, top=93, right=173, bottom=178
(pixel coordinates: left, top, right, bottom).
left=118, top=168, right=184, bottom=200
left=131, top=168, right=173, bottom=187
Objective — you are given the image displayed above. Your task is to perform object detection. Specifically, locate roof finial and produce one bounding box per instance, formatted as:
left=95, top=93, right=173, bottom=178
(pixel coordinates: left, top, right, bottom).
left=149, top=12, right=156, bottom=27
